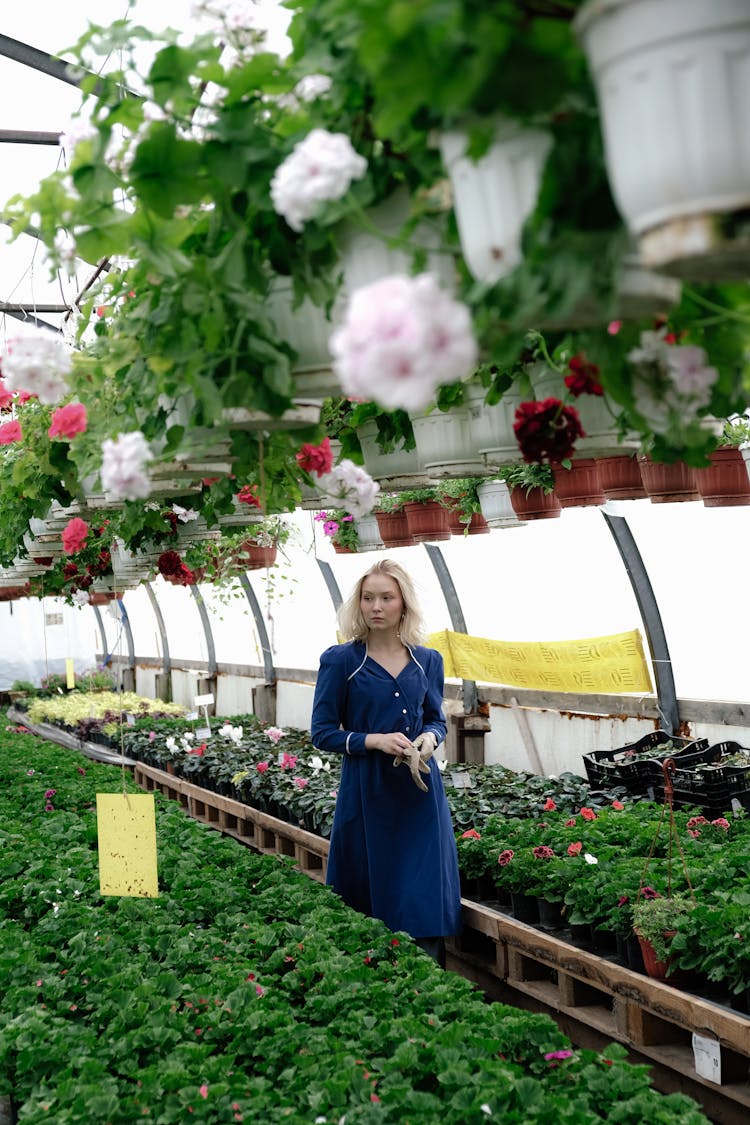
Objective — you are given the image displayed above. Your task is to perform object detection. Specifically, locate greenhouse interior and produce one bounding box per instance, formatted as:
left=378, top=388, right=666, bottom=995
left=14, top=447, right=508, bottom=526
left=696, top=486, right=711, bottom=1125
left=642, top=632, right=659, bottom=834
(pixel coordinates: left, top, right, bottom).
left=2, top=1, right=750, bottom=1122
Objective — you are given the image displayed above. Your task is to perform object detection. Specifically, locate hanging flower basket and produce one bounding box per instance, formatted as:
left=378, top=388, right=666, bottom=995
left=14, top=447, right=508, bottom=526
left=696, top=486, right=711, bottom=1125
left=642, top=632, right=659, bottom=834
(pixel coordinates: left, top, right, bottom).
left=447, top=509, right=490, bottom=535
left=357, top=420, right=430, bottom=489
left=575, top=0, right=750, bottom=279
left=552, top=458, right=606, bottom=508
left=266, top=280, right=343, bottom=399
left=509, top=486, right=561, bottom=521
left=409, top=403, right=487, bottom=478
left=336, top=188, right=455, bottom=294
left=638, top=456, right=700, bottom=503
left=438, top=118, right=552, bottom=284
left=476, top=479, right=527, bottom=529
left=693, top=446, right=750, bottom=507
left=597, top=454, right=648, bottom=500
left=373, top=509, right=416, bottom=548
left=234, top=542, right=277, bottom=570
left=402, top=500, right=451, bottom=542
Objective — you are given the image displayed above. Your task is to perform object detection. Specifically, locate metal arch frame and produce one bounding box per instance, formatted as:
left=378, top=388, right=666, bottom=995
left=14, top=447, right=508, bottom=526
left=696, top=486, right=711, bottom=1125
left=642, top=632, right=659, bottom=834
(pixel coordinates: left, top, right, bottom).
left=90, top=604, right=109, bottom=659
left=602, top=511, right=680, bottom=734
left=116, top=598, right=136, bottom=676
left=423, top=543, right=478, bottom=714
left=189, top=585, right=217, bottom=678
left=238, top=573, right=276, bottom=685
left=145, top=582, right=171, bottom=678
left=0, top=33, right=84, bottom=87
left=316, top=557, right=343, bottom=613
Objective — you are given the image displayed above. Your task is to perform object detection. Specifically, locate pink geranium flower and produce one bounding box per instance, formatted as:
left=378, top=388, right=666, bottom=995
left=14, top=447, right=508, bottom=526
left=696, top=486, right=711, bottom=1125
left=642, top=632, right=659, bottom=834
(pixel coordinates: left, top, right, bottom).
left=580, top=807, right=597, bottom=821
left=61, top=517, right=89, bottom=555
left=0, top=419, right=22, bottom=444
left=48, top=402, right=88, bottom=439
left=497, top=849, right=514, bottom=866
left=543, top=798, right=556, bottom=811
left=460, top=829, right=481, bottom=839
left=567, top=841, right=582, bottom=856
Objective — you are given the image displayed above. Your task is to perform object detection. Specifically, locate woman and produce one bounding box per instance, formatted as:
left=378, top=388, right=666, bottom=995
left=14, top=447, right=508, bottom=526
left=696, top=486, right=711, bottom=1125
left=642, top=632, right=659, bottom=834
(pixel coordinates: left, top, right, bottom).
left=311, top=558, right=462, bottom=964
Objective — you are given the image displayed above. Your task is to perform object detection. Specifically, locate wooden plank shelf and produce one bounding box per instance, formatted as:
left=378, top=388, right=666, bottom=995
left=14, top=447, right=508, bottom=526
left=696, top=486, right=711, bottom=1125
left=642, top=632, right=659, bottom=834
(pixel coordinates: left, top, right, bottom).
left=133, top=763, right=750, bottom=1124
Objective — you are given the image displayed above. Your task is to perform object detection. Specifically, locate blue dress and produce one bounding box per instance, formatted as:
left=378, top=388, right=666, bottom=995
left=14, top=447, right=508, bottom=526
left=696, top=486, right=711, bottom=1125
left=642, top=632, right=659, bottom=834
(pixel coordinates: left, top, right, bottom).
left=311, top=640, right=462, bottom=939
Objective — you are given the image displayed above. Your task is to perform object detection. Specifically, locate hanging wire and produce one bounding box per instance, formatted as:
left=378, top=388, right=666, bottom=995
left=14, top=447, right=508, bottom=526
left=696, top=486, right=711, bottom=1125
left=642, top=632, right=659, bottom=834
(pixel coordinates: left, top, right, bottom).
left=639, top=757, right=696, bottom=904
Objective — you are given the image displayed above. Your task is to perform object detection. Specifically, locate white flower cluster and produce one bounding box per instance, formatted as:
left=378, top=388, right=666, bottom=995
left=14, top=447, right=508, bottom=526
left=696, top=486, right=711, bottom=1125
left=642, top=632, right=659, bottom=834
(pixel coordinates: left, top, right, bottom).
left=317, top=459, right=380, bottom=519
left=2, top=330, right=72, bottom=404
left=627, top=329, right=719, bottom=433
left=271, top=129, right=367, bottom=232
left=58, top=120, right=98, bottom=158
left=100, top=431, right=154, bottom=501
left=330, top=273, right=478, bottom=411
left=219, top=724, right=244, bottom=744
left=191, top=0, right=268, bottom=60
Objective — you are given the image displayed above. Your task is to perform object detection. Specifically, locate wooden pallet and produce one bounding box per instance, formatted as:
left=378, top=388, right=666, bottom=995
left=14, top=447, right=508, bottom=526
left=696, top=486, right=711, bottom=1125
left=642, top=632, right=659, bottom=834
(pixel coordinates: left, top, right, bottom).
left=133, top=763, right=750, bottom=1124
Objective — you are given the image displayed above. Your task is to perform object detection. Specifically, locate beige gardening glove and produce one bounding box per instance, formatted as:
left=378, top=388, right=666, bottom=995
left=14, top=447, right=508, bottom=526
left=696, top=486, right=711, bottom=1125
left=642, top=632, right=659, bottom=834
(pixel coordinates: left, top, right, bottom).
left=393, top=731, right=437, bottom=792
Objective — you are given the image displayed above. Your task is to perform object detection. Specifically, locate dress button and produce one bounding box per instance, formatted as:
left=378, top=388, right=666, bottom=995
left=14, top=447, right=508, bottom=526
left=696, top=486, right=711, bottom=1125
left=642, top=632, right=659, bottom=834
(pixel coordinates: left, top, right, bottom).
left=402, top=709, right=407, bottom=715
left=394, top=692, right=400, bottom=697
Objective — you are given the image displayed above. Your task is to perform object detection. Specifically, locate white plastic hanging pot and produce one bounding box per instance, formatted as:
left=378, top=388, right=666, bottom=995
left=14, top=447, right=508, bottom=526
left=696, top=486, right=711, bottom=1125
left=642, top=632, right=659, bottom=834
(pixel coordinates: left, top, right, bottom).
left=574, top=0, right=750, bottom=279
left=356, top=419, right=431, bottom=488
left=354, top=514, right=385, bottom=552
left=409, top=401, right=487, bottom=478
left=462, top=381, right=525, bottom=469
left=476, top=479, right=526, bottom=529
left=266, top=280, right=343, bottom=399
left=336, top=187, right=455, bottom=294
left=438, top=119, right=552, bottom=284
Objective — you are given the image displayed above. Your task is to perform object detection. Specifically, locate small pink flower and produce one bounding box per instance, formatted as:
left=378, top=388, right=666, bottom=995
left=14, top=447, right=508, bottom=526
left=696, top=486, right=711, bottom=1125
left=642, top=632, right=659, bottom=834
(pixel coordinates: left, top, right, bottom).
left=148, top=731, right=156, bottom=741
left=45, top=803, right=54, bottom=812
left=293, top=777, right=309, bottom=788
left=256, top=761, right=270, bottom=773
left=77, top=766, right=86, bottom=775
left=688, top=829, right=701, bottom=838
left=533, top=845, right=554, bottom=860
left=607, top=320, right=622, bottom=336
left=564, top=817, right=576, bottom=827
left=279, top=752, right=298, bottom=769
left=711, top=818, right=730, bottom=831
left=580, top=807, right=597, bottom=821
left=687, top=815, right=709, bottom=828
left=265, top=726, right=285, bottom=745
left=543, top=798, right=556, bottom=811
left=199, top=1085, right=208, bottom=1099
left=545, top=1050, right=574, bottom=1063
left=461, top=829, right=481, bottom=839
left=567, top=842, right=582, bottom=856
left=0, top=419, right=22, bottom=444
left=611, top=800, right=624, bottom=810
left=44, top=789, right=57, bottom=798
left=497, top=849, right=514, bottom=866
left=255, top=984, right=265, bottom=997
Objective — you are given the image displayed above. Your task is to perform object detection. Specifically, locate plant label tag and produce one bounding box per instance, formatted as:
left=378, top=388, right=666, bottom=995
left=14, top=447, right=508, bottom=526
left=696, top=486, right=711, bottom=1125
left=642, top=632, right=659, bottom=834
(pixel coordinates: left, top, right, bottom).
left=97, top=793, right=158, bottom=898
left=731, top=798, right=743, bottom=815
left=184, top=711, right=199, bottom=721
left=194, top=692, right=214, bottom=706
left=450, top=771, right=475, bottom=789
left=692, top=1032, right=721, bottom=1084
left=195, top=727, right=211, bottom=740
left=125, top=713, right=136, bottom=727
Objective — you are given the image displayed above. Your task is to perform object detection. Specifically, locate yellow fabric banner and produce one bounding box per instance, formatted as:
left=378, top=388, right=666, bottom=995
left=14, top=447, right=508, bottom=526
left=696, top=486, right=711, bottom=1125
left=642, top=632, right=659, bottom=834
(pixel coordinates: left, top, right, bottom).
left=427, top=628, right=652, bottom=694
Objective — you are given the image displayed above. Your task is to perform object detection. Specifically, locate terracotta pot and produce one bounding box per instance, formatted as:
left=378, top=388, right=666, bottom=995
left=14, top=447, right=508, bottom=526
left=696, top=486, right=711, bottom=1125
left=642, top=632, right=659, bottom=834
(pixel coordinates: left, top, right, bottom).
left=638, top=456, right=700, bottom=503
left=374, top=510, right=416, bottom=548
left=332, top=544, right=357, bottom=555
left=693, top=446, right=750, bottom=507
left=551, top=458, right=605, bottom=508
left=509, top=487, right=561, bottom=521
left=635, top=930, right=679, bottom=981
left=403, top=500, right=452, bottom=542
left=234, top=543, right=277, bottom=570
left=447, top=509, right=491, bottom=535
left=89, top=592, right=118, bottom=607
left=597, top=454, right=647, bottom=500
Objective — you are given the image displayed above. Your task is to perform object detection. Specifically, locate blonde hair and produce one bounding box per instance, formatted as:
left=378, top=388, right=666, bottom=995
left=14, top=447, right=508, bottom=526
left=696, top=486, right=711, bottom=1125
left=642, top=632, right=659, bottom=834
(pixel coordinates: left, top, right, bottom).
left=337, top=558, right=426, bottom=647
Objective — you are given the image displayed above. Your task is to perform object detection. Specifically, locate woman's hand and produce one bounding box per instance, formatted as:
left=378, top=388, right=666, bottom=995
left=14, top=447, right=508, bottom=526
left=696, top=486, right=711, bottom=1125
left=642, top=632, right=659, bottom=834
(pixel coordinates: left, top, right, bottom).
left=365, top=732, right=414, bottom=758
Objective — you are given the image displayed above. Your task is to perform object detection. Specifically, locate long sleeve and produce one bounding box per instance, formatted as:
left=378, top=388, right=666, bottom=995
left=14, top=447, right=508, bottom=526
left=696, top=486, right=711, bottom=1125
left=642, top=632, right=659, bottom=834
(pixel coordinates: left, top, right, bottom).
left=311, top=645, right=368, bottom=756
left=419, top=648, right=448, bottom=746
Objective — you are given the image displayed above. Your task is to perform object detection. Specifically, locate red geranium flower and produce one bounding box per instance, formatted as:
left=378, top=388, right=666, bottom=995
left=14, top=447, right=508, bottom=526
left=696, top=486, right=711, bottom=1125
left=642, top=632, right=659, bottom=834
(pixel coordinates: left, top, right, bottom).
left=237, top=484, right=261, bottom=508
left=460, top=829, right=481, bottom=839
left=543, top=798, right=557, bottom=811
left=564, top=354, right=604, bottom=397
left=158, top=550, right=196, bottom=586
left=497, top=849, right=514, bottom=866
left=611, top=800, right=624, bottom=810
left=564, top=817, right=576, bottom=827
left=580, top=807, right=597, bottom=821
left=296, top=436, right=333, bottom=477
left=0, top=378, right=13, bottom=410
left=513, top=397, right=585, bottom=463
left=533, top=845, right=555, bottom=860
left=639, top=886, right=662, bottom=899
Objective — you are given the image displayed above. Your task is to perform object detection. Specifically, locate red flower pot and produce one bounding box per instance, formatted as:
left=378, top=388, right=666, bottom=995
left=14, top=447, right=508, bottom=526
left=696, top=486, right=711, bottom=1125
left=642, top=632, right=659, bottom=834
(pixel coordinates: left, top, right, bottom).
left=374, top=510, right=415, bottom=547
left=509, top=487, right=561, bottom=521
left=693, top=446, right=750, bottom=507
left=551, top=458, right=605, bottom=507
left=638, top=457, right=700, bottom=503
left=402, top=500, right=451, bottom=542
left=447, top=509, right=490, bottom=535
left=597, top=454, right=647, bottom=500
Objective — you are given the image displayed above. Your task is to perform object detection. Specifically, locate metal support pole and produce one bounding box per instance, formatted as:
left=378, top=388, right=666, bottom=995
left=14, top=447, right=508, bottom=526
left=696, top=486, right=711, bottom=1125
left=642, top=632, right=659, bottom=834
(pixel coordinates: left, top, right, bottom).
left=189, top=585, right=217, bottom=677
left=145, top=582, right=171, bottom=677
left=91, top=605, right=109, bottom=661
left=316, top=557, right=343, bottom=612
left=423, top=543, right=478, bottom=714
left=238, top=574, right=275, bottom=684
left=602, top=511, right=680, bottom=734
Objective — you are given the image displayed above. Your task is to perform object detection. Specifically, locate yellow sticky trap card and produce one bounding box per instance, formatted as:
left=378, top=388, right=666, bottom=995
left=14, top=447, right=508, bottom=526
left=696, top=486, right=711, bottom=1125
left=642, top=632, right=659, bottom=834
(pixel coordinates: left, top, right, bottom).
left=65, top=658, right=75, bottom=690
left=97, top=793, right=159, bottom=897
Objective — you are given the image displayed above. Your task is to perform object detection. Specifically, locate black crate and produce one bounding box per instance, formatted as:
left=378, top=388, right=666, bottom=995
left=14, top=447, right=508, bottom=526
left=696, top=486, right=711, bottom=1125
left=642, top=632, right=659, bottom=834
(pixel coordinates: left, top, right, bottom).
left=672, top=785, right=750, bottom=819
left=671, top=741, right=750, bottom=796
left=582, top=731, right=707, bottom=792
